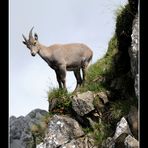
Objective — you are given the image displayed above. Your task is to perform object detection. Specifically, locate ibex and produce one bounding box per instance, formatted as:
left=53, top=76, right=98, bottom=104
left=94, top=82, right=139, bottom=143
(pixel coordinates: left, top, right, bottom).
left=22, top=27, right=93, bottom=91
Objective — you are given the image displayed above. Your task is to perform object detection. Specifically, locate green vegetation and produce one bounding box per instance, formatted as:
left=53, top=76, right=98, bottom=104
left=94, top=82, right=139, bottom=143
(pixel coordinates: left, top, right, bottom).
left=78, top=35, right=117, bottom=93
left=46, top=32, right=136, bottom=147
left=92, top=122, right=112, bottom=146
left=45, top=0, right=138, bottom=147
left=46, top=30, right=137, bottom=145
left=84, top=121, right=112, bottom=146
left=114, top=1, right=138, bottom=77
left=29, top=114, right=50, bottom=147
left=48, top=88, right=72, bottom=114
left=108, top=97, right=137, bottom=125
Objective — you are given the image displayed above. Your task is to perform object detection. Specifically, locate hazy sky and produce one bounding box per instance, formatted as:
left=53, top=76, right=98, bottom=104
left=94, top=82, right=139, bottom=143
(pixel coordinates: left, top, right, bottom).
left=9, top=0, right=127, bottom=117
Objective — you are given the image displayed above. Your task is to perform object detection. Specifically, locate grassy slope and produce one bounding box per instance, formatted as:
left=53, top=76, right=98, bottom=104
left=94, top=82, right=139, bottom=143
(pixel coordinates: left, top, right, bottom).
left=46, top=34, right=137, bottom=146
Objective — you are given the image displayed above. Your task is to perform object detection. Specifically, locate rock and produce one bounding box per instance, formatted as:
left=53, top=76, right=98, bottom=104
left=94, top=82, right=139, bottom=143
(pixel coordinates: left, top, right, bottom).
left=25, top=109, right=48, bottom=127
left=37, top=136, right=97, bottom=148
left=113, top=117, right=132, bottom=140
left=110, top=77, right=123, bottom=90
left=115, top=133, right=129, bottom=148
left=134, top=74, right=139, bottom=99
left=103, top=117, right=136, bottom=148
left=110, top=117, right=132, bottom=148
left=72, top=91, right=95, bottom=116
left=9, top=109, right=48, bottom=148
left=10, top=115, right=31, bottom=148
left=95, top=91, right=109, bottom=104
left=48, top=97, right=58, bottom=112
left=129, top=14, right=139, bottom=77
left=61, top=136, right=97, bottom=148
left=128, top=14, right=139, bottom=98
left=36, top=142, right=44, bottom=148
left=124, top=135, right=139, bottom=148
left=127, top=106, right=138, bottom=139
left=102, top=137, right=115, bottom=148
left=94, top=91, right=109, bottom=114
left=39, top=115, right=84, bottom=147
left=10, top=139, right=23, bottom=148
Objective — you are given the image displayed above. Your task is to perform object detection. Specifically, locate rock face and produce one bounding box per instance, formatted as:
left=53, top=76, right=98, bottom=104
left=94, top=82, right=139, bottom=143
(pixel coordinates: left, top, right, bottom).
left=127, top=106, right=138, bottom=139
left=61, top=135, right=98, bottom=148
left=72, top=91, right=95, bottom=116
left=9, top=109, right=48, bottom=148
left=124, top=135, right=139, bottom=148
left=113, top=117, right=132, bottom=148
left=37, top=115, right=85, bottom=148
left=102, top=117, right=139, bottom=148
left=129, top=14, right=139, bottom=98
left=102, top=137, right=115, bottom=148
left=93, top=91, right=109, bottom=112
left=38, top=135, right=97, bottom=148
left=113, top=117, right=132, bottom=140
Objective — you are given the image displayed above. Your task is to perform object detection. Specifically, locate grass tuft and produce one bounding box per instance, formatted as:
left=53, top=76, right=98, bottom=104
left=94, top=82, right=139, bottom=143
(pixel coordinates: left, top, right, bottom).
left=48, top=88, right=72, bottom=114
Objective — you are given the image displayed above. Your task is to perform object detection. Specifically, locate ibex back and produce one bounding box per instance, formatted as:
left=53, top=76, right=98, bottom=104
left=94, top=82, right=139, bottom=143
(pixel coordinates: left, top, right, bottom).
left=22, top=27, right=93, bottom=91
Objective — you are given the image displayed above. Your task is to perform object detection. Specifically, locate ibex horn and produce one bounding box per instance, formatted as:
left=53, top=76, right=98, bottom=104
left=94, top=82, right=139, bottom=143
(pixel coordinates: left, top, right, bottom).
left=29, top=27, right=34, bottom=40
left=22, top=34, right=27, bottom=42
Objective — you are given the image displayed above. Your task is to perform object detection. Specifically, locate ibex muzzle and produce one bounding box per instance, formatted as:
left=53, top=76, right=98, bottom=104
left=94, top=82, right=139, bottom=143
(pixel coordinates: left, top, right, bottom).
left=22, top=27, right=93, bottom=91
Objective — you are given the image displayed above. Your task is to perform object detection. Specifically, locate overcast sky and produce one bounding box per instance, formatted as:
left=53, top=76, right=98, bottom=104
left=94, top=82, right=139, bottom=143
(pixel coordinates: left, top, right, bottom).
left=9, top=0, right=127, bottom=117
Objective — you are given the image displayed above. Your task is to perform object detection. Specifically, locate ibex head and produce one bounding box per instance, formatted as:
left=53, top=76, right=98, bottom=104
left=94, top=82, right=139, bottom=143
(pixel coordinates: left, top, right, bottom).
left=22, top=27, right=39, bottom=56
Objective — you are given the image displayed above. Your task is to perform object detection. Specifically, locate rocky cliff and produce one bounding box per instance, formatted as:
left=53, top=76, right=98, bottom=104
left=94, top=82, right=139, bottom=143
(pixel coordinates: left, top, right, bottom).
left=10, top=0, right=139, bottom=147
left=10, top=109, right=48, bottom=148
left=129, top=14, right=139, bottom=98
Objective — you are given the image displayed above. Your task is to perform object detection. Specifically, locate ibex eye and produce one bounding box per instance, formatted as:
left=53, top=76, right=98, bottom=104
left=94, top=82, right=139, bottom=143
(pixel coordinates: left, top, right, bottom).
left=34, top=42, right=36, bottom=45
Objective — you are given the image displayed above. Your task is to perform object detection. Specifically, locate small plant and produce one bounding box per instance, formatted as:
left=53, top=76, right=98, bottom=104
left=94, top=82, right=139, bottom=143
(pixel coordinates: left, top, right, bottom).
left=29, top=113, right=50, bottom=147
left=78, top=35, right=117, bottom=94
left=107, top=97, right=137, bottom=127
left=82, top=127, right=93, bottom=134
left=114, top=5, right=125, bottom=18
left=48, top=88, right=68, bottom=99
left=90, top=121, right=112, bottom=147
left=30, top=122, right=48, bottom=146
left=48, top=88, right=72, bottom=114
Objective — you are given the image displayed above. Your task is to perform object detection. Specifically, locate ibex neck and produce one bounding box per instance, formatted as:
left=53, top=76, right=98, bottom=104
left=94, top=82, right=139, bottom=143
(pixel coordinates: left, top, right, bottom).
left=38, top=43, right=47, bottom=50
left=38, top=43, right=49, bottom=59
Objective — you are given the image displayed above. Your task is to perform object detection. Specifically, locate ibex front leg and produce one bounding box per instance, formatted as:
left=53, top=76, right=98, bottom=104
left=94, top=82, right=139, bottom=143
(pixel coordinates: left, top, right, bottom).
left=55, top=70, right=62, bottom=89
left=58, top=65, right=67, bottom=90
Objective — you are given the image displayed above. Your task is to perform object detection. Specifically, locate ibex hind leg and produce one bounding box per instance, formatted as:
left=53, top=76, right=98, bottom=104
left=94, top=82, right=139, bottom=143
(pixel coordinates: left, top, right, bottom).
left=81, top=61, right=89, bottom=85
left=73, top=69, right=83, bottom=92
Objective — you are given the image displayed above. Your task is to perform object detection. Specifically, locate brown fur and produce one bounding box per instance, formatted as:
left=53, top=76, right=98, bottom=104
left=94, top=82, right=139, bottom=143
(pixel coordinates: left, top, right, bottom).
left=23, top=28, right=93, bottom=91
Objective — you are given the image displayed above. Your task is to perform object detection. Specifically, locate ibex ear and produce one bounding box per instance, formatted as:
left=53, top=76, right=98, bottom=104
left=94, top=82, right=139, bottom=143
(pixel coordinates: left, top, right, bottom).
left=22, top=34, right=28, bottom=45
left=22, top=41, right=27, bottom=45
left=34, top=33, right=38, bottom=40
